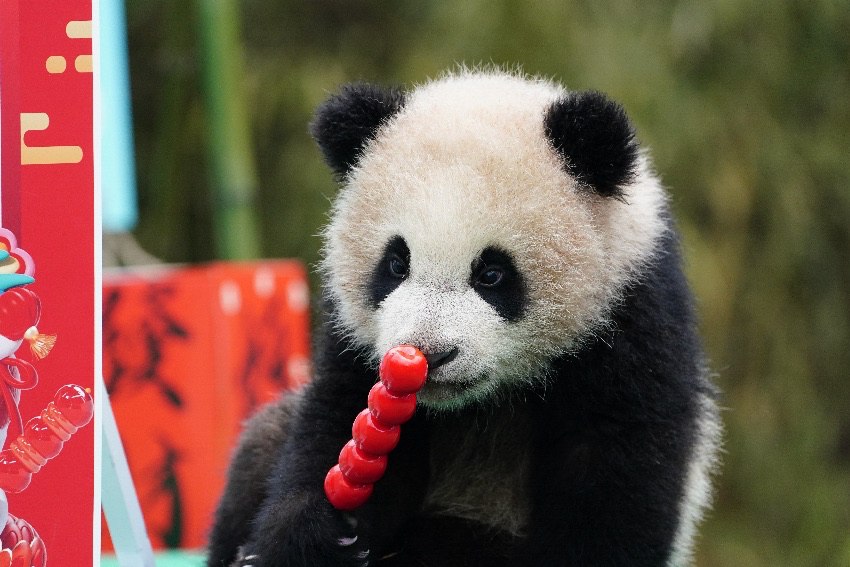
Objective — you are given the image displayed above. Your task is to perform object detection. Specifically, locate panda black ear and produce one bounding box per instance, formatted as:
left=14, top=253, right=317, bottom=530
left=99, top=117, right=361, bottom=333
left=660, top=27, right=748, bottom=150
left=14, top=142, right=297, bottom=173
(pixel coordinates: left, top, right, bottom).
left=310, top=83, right=406, bottom=178
left=544, top=91, right=639, bottom=198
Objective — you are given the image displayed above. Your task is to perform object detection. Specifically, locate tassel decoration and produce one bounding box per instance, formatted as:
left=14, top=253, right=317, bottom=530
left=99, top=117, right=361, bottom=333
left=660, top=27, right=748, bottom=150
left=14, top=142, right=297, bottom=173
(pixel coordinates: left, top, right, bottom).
left=23, top=327, right=56, bottom=360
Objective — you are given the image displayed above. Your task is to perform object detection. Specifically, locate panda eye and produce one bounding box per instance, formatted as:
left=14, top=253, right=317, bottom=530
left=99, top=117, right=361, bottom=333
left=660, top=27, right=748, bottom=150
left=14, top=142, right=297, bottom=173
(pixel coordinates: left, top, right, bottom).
left=476, top=266, right=504, bottom=288
left=389, top=254, right=408, bottom=278
left=470, top=246, right=526, bottom=322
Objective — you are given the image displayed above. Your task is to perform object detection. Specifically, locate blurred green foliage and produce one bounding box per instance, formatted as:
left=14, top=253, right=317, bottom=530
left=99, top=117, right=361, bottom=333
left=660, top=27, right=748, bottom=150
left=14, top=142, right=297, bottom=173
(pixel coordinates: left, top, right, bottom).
left=126, top=0, right=850, bottom=564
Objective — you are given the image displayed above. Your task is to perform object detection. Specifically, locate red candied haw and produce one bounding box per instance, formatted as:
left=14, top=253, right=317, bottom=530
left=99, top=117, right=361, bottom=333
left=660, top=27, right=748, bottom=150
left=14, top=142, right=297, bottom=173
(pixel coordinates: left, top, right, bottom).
left=379, top=345, right=428, bottom=395
left=324, top=465, right=373, bottom=511
left=352, top=409, right=400, bottom=455
left=0, top=287, right=40, bottom=341
left=0, top=452, right=28, bottom=493
left=53, top=385, right=94, bottom=428
left=368, top=382, right=416, bottom=425
left=22, top=417, right=61, bottom=460
left=338, top=440, right=388, bottom=484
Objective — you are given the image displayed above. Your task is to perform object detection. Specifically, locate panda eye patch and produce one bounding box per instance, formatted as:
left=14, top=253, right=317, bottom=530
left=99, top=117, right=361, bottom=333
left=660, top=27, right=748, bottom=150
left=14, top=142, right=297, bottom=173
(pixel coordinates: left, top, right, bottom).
left=368, top=236, right=410, bottom=308
left=470, top=247, right=527, bottom=322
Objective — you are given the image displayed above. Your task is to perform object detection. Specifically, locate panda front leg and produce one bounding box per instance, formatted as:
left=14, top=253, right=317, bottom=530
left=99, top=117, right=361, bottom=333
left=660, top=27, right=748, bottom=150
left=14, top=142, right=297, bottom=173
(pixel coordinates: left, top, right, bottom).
left=206, top=392, right=302, bottom=566
left=523, top=420, right=692, bottom=567
left=231, top=358, right=429, bottom=567
left=232, top=373, right=371, bottom=567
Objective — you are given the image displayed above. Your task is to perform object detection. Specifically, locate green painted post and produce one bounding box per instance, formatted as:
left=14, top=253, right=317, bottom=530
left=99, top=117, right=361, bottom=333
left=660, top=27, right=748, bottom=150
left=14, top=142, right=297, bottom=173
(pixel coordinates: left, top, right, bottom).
left=196, top=0, right=260, bottom=260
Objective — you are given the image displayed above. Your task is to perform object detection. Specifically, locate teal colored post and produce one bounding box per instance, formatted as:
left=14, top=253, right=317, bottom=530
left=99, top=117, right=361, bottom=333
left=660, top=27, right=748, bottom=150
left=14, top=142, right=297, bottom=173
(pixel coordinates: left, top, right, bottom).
left=100, top=0, right=138, bottom=232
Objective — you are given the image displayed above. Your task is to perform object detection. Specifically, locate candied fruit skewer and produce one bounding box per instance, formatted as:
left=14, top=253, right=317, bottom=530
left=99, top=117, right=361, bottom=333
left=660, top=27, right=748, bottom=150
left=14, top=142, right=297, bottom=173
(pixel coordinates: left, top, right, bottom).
left=324, top=345, right=427, bottom=511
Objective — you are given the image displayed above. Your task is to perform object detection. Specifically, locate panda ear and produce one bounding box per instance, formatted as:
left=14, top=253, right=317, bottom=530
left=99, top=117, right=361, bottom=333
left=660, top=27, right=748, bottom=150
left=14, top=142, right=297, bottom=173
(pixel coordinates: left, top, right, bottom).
left=544, top=91, right=639, bottom=198
left=310, top=83, right=406, bottom=177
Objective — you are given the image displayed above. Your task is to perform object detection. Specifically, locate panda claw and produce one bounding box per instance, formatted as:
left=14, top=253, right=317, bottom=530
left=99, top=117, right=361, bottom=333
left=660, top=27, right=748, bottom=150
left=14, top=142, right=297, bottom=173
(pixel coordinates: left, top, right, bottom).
left=354, top=548, right=370, bottom=567
left=234, top=554, right=258, bottom=567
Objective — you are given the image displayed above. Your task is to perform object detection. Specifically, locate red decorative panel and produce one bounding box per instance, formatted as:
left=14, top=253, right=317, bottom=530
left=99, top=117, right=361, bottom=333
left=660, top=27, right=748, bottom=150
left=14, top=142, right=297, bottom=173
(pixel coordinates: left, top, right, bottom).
left=102, top=261, right=310, bottom=550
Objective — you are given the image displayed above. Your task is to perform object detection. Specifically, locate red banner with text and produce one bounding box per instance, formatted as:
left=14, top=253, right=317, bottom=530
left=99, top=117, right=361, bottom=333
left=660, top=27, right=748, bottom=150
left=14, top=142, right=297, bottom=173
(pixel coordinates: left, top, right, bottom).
left=0, top=1, right=98, bottom=565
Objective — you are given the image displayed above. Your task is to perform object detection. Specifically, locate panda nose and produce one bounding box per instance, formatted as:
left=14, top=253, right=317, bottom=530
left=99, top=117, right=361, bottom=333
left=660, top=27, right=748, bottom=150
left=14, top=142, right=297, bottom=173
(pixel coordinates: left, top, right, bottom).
left=424, top=347, right=458, bottom=371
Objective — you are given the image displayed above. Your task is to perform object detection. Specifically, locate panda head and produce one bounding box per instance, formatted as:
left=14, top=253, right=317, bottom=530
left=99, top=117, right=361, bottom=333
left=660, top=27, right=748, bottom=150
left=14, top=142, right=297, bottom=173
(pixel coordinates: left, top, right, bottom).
left=313, top=70, right=668, bottom=410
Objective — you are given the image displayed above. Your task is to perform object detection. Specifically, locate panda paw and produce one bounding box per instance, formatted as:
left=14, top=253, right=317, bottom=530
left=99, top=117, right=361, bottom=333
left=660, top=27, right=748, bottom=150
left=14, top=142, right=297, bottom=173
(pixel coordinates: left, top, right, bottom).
left=233, top=545, right=369, bottom=567
left=335, top=525, right=371, bottom=567
left=234, top=538, right=370, bottom=567
left=328, top=516, right=371, bottom=567
left=237, top=500, right=371, bottom=567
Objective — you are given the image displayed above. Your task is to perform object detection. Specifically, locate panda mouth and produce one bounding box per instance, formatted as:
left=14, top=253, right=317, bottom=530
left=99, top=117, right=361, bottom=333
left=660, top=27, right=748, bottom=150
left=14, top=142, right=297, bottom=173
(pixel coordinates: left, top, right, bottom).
left=419, top=379, right=473, bottom=403
left=420, top=363, right=482, bottom=404
left=424, top=348, right=458, bottom=372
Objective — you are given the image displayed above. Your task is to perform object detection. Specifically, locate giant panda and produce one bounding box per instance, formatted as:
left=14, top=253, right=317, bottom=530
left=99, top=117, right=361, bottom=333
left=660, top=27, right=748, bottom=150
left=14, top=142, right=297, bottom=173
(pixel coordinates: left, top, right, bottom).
left=207, top=69, right=721, bottom=567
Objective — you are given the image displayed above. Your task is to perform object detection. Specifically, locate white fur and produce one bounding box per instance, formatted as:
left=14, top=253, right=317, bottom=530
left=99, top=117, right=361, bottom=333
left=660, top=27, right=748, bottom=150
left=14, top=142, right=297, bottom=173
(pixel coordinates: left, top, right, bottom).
left=667, top=392, right=723, bottom=566
left=321, top=70, right=667, bottom=409
left=376, top=283, right=513, bottom=408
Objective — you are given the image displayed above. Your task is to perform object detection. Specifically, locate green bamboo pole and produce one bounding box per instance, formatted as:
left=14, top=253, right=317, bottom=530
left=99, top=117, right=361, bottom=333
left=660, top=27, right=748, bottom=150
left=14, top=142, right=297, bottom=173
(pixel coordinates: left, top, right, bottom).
left=196, top=0, right=260, bottom=260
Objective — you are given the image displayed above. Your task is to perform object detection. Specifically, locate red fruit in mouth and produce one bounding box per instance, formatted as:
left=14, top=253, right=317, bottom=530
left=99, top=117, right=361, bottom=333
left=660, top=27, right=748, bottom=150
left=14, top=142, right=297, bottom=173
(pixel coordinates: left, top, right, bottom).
left=368, top=383, right=416, bottom=425
left=324, top=465, right=373, bottom=511
left=338, top=440, right=387, bottom=484
left=351, top=409, right=400, bottom=455
left=0, top=288, right=40, bottom=341
left=324, top=346, right=429, bottom=511
left=379, top=345, right=428, bottom=395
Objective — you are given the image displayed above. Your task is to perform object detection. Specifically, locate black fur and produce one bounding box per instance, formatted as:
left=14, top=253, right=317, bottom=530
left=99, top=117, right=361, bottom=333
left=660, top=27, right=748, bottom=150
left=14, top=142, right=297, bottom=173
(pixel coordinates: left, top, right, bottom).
left=207, top=394, right=302, bottom=565
left=544, top=91, right=640, bottom=198
left=310, top=84, right=406, bottom=177
left=207, top=226, right=715, bottom=567
left=521, top=227, right=714, bottom=565
left=368, top=236, right=410, bottom=308
left=470, top=246, right=528, bottom=322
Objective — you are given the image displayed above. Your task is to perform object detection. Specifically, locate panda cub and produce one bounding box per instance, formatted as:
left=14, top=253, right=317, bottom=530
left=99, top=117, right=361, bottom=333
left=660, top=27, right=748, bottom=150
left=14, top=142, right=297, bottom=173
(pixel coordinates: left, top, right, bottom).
left=207, top=70, right=721, bottom=567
